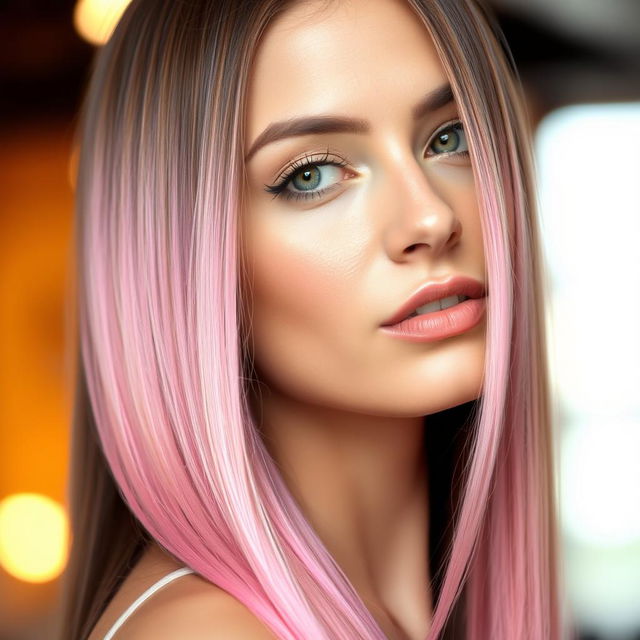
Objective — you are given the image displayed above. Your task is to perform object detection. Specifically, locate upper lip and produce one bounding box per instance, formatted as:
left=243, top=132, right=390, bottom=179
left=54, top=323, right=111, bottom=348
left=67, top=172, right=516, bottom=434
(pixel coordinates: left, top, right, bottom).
left=381, top=275, right=487, bottom=326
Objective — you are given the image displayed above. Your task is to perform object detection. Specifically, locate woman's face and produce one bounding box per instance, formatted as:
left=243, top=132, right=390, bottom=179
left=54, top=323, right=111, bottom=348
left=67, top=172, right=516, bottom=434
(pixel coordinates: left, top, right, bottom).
left=242, top=0, right=486, bottom=417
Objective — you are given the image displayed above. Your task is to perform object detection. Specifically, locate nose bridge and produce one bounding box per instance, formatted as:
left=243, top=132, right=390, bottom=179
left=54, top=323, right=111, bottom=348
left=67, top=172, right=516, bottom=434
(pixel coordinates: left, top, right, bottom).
left=393, top=151, right=444, bottom=210
left=381, top=143, right=461, bottom=256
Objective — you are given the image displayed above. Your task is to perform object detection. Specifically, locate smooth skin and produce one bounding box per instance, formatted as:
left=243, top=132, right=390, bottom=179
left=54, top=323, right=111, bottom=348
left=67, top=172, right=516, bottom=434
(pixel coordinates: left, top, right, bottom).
left=88, top=0, right=486, bottom=638
left=241, top=0, right=485, bottom=637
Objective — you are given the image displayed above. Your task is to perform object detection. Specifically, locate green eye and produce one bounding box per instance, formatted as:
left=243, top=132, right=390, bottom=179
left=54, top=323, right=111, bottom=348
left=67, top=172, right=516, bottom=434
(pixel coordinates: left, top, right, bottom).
left=427, top=122, right=468, bottom=156
left=291, top=166, right=322, bottom=191
left=264, top=155, right=349, bottom=202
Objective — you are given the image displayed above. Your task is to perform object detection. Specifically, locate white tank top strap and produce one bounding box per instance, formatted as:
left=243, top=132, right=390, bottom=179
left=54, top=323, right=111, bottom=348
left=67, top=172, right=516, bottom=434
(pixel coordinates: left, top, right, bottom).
left=103, top=566, right=196, bottom=640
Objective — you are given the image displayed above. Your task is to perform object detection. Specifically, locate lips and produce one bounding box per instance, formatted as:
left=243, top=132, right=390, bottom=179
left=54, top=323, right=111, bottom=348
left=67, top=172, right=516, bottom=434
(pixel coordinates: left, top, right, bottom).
left=381, top=275, right=487, bottom=326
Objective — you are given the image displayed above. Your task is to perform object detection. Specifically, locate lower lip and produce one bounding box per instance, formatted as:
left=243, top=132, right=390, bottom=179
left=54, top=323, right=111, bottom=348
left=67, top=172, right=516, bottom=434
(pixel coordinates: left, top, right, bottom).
left=380, top=297, right=487, bottom=343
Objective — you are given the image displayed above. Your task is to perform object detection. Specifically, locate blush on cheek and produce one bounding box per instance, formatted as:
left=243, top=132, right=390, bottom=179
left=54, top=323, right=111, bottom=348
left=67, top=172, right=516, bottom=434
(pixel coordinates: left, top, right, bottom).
left=246, top=208, right=351, bottom=326
left=244, top=230, right=355, bottom=391
left=253, top=247, right=344, bottom=335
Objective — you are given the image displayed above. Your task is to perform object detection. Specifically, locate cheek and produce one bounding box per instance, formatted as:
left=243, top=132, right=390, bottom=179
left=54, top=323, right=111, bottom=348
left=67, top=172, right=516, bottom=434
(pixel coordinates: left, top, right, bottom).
left=241, top=211, right=359, bottom=400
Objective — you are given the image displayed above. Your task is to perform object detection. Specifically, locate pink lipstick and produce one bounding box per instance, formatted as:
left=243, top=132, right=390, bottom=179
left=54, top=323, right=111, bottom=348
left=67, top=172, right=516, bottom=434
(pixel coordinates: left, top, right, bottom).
left=380, top=275, right=487, bottom=343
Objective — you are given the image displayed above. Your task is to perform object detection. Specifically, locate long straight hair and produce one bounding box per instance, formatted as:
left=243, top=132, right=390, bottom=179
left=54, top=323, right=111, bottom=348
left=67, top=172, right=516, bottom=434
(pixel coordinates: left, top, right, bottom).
left=56, top=0, right=567, bottom=638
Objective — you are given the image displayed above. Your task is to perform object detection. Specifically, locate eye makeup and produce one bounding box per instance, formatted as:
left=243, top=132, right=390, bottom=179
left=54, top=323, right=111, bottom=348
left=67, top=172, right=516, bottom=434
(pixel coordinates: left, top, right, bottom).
left=262, top=119, right=469, bottom=203
left=263, top=149, right=353, bottom=202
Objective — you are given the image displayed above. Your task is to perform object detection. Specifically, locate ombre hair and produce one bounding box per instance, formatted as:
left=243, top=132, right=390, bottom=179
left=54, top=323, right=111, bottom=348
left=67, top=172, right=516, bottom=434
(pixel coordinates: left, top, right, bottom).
left=57, top=0, right=568, bottom=638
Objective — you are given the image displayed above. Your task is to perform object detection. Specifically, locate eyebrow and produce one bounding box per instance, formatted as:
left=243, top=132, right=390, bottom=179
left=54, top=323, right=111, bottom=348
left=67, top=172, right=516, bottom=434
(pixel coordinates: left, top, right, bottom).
left=245, top=82, right=453, bottom=161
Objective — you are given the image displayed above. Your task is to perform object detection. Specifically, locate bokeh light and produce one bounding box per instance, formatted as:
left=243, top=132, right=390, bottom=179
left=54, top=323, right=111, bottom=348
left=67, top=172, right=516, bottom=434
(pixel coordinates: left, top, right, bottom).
left=0, top=493, right=69, bottom=583
left=73, top=0, right=132, bottom=46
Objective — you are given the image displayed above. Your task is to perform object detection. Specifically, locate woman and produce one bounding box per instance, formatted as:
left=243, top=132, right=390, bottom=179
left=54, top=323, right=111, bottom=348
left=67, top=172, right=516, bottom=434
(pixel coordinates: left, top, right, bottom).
left=57, top=0, right=566, bottom=638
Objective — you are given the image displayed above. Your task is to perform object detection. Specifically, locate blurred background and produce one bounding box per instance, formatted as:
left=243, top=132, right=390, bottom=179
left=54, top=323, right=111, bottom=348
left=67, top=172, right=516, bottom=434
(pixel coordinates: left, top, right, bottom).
left=1, top=0, right=639, bottom=638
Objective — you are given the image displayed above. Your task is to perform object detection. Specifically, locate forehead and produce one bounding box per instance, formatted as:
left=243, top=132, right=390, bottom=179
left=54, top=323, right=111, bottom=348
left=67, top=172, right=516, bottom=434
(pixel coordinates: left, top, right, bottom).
left=246, top=0, right=448, bottom=137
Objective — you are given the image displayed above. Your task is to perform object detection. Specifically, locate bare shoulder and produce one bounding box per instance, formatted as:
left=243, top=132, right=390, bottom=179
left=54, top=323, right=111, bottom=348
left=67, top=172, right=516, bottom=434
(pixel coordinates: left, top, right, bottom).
left=88, top=542, right=276, bottom=640
left=118, top=574, right=278, bottom=639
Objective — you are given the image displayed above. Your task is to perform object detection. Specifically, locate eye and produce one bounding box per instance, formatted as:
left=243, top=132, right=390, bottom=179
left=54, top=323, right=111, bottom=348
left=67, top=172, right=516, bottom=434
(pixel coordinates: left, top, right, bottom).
left=264, top=151, right=352, bottom=202
left=425, top=121, right=468, bottom=157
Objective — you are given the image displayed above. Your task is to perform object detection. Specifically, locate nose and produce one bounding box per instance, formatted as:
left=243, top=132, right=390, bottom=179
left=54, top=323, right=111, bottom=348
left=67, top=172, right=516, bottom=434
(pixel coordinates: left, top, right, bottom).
left=382, top=155, right=462, bottom=262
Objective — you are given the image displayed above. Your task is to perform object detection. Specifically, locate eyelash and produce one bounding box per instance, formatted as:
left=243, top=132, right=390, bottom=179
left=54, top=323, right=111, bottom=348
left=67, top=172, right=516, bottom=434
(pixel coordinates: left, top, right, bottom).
left=264, top=149, right=349, bottom=202
left=264, top=120, right=468, bottom=202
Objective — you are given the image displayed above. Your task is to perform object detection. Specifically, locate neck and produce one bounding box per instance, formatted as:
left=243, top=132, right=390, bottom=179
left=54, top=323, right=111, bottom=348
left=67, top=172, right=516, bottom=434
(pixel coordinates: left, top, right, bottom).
left=252, top=386, right=433, bottom=638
